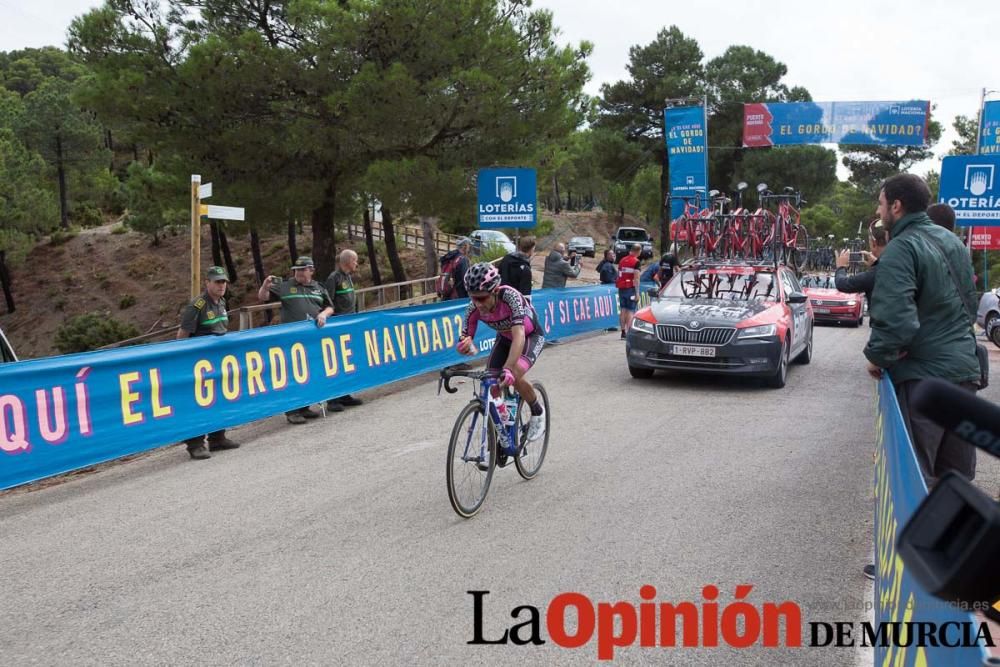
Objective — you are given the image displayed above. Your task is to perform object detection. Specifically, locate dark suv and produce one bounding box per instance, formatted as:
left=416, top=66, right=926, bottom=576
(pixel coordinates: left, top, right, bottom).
left=611, top=227, right=654, bottom=261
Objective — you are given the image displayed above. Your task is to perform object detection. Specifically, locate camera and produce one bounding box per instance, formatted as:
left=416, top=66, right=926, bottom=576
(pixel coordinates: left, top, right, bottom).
left=897, top=379, right=1000, bottom=621
left=849, top=252, right=863, bottom=263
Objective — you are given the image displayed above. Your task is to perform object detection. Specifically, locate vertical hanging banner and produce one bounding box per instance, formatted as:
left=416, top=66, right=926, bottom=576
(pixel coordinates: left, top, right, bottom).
left=980, top=100, right=1000, bottom=155
left=664, top=105, right=708, bottom=220
left=742, top=101, right=930, bottom=147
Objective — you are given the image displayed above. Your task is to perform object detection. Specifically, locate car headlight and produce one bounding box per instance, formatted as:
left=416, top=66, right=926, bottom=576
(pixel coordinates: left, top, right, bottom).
left=737, top=324, right=777, bottom=339
left=615, top=242, right=625, bottom=249
left=847, top=300, right=857, bottom=306
left=631, top=319, right=655, bottom=335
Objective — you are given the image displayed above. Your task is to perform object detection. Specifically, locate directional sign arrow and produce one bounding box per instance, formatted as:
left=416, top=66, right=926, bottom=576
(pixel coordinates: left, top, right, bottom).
left=200, top=205, right=245, bottom=221
left=198, top=182, right=212, bottom=199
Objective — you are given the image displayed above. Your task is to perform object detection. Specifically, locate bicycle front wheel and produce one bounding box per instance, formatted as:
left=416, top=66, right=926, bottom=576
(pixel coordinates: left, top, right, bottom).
left=515, top=382, right=550, bottom=480
left=446, top=401, right=496, bottom=518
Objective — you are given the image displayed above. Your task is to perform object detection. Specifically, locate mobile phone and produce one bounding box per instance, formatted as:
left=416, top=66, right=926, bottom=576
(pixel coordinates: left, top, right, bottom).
left=849, top=252, right=863, bottom=263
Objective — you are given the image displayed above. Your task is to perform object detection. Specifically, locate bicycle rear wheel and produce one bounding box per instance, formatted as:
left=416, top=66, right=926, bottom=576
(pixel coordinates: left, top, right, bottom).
left=446, top=401, right=496, bottom=518
left=515, top=382, right=550, bottom=480
left=786, top=226, right=809, bottom=272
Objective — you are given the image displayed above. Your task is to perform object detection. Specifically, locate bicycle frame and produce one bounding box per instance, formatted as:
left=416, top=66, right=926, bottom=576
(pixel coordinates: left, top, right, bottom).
left=458, top=375, right=520, bottom=465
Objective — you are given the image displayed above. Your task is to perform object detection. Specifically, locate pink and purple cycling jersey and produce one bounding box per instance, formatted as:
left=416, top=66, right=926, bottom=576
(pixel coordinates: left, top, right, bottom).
left=462, top=286, right=538, bottom=340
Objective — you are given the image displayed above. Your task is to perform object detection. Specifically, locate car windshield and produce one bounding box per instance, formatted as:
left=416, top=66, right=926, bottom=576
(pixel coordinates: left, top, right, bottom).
left=617, top=229, right=648, bottom=242
left=662, top=269, right=777, bottom=302
left=800, top=274, right=836, bottom=289
left=570, top=237, right=591, bottom=244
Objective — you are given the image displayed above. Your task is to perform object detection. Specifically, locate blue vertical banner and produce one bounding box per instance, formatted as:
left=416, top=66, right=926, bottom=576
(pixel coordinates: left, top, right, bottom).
left=979, top=100, right=1000, bottom=155
left=664, top=105, right=709, bottom=220
left=476, top=167, right=537, bottom=228
left=873, top=377, right=991, bottom=665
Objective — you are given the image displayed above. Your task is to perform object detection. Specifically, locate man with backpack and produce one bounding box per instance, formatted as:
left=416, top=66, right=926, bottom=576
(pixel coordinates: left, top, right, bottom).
left=499, top=235, right=536, bottom=296
left=437, top=238, right=472, bottom=300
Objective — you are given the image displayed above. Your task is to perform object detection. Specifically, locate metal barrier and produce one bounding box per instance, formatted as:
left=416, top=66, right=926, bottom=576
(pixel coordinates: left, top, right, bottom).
left=98, top=252, right=508, bottom=348
left=346, top=220, right=463, bottom=256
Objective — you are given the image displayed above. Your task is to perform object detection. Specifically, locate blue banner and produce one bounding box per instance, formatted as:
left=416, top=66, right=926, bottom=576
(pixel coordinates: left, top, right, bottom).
left=939, top=155, right=1000, bottom=225
left=980, top=100, right=1000, bottom=155
left=743, top=101, right=930, bottom=147
left=477, top=167, right=537, bottom=228
left=0, top=285, right=623, bottom=490
left=873, top=377, right=989, bottom=666
left=664, top=105, right=709, bottom=220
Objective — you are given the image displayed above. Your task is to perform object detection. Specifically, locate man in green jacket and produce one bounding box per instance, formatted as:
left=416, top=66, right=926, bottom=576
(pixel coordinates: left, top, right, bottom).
left=864, top=174, right=981, bottom=485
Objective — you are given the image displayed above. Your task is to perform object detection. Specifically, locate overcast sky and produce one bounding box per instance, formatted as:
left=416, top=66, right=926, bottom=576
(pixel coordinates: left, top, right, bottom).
left=3, top=0, right=996, bottom=178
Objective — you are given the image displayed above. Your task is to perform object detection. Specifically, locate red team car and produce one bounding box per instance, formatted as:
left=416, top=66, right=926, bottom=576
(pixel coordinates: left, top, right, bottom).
left=800, top=275, right=864, bottom=327
left=625, top=260, right=814, bottom=388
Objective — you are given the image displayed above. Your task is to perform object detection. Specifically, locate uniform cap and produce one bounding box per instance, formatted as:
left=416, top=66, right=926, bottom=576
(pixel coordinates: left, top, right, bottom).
left=206, top=266, right=228, bottom=282
left=292, top=256, right=315, bottom=270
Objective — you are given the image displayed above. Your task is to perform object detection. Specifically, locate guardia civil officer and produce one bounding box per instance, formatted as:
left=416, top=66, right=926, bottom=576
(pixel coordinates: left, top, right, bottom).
left=257, top=255, right=334, bottom=424
left=177, top=266, right=241, bottom=460
left=324, top=249, right=363, bottom=412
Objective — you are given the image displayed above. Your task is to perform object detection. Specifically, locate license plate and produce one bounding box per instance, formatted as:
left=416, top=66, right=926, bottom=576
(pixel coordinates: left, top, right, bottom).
left=671, top=345, right=716, bottom=358
left=814, top=307, right=830, bottom=314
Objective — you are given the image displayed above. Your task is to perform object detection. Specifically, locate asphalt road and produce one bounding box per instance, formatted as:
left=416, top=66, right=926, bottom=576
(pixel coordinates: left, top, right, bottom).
left=0, top=325, right=888, bottom=665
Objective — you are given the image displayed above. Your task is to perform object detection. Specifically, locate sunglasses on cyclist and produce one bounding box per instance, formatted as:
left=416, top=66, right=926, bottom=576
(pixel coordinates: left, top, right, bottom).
left=470, top=293, right=492, bottom=303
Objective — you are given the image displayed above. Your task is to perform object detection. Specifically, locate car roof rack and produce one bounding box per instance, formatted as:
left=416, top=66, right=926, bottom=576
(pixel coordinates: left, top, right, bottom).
left=680, top=257, right=785, bottom=271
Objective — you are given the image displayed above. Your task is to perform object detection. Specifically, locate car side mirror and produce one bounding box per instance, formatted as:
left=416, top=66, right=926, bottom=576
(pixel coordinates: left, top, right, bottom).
left=787, top=292, right=808, bottom=304
left=647, top=287, right=660, bottom=299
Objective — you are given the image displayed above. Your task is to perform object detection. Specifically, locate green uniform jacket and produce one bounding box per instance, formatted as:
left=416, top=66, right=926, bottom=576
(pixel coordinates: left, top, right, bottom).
left=180, top=293, right=229, bottom=337
left=325, top=270, right=357, bottom=315
left=863, top=211, right=979, bottom=384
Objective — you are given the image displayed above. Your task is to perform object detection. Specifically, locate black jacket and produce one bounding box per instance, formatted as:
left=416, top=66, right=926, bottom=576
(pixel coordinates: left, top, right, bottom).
left=499, top=252, right=533, bottom=295
left=596, top=259, right=617, bottom=284
left=834, top=260, right=878, bottom=303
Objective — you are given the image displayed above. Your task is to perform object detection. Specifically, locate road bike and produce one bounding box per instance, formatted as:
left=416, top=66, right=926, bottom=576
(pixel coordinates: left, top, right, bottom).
left=759, top=185, right=809, bottom=271
left=439, top=367, right=550, bottom=518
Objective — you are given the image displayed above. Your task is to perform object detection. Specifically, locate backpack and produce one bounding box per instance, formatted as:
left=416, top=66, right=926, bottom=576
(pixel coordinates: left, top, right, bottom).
left=436, top=251, right=462, bottom=299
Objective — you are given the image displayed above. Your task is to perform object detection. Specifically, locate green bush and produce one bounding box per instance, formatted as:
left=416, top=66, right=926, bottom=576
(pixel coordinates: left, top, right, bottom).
left=111, top=224, right=127, bottom=235
left=49, top=229, right=79, bottom=246
left=535, top=218, right=555, bottom=238
left=69, top=203, right=104, bottom=228
left=478, top=243, right=509, bottom=263
left=54, top=313, right=140, bottom=354
left=119, top=294, right=136, bottom=310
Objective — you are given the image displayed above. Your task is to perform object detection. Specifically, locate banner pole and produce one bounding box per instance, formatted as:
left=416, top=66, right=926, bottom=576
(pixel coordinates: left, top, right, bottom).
left=191, top=174, right=201, bottom=299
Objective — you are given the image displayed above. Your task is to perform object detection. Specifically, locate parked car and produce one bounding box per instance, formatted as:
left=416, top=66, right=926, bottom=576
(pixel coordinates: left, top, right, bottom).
left=0, top=326, right=17, bottom=364
left=611, top=227, right=654, bottom=261
left=625, top=259, right=814, bottom=388
left=567, top=236, right=596, bottom=258
left=469, top=229, right=516, bottom=256
left=800, top=276, right=864, bottom=327
left=977, top=287, right=1000, bottom=330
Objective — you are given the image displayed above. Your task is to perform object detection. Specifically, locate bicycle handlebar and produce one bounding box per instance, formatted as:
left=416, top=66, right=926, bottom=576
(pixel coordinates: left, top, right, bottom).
left=438, top=367, right=492, bottom=394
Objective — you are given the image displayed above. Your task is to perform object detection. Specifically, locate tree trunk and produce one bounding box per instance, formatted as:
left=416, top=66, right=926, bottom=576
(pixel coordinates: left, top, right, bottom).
left=310, top=182, right=337, bottom=279
left=552, top=174, right=562, bottom=214
left=219, top=224, right=237, bottom=283
left=566, top=190, right=572, bottom=211
left=363, top=207, right=382, bottom=286
left=209, top=220, right=223, bottom=267
left=0, top=250, right=15, bottom=314
left=420, top=216, right=438, bottom=279
left=659, top=156, right=670, bottom=254
left=105, top=129, right=114, bottom=172
left=56, top=134, right=69, bottom=229
left=381, top=206, right=408, bottom=298
left=249, top=227, right=272, bottom=324
left=287, top=220, right=298, bottom=263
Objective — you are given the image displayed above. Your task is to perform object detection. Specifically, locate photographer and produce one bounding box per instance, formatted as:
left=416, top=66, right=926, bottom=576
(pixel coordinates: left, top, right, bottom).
left=541, top=242, right=581, bottom=289
left=834, top=219, right=888, bottom=306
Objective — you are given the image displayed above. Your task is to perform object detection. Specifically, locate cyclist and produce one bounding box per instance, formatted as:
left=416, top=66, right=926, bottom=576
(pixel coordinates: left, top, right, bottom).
left=456, top=263, right=546, bottom=443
